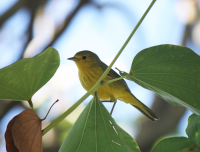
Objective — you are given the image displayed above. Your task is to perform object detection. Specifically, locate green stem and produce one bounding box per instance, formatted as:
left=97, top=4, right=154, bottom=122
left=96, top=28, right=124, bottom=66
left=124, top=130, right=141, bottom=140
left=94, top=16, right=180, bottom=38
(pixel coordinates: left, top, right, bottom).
left=103, top=0, right=156, bottom=76
left=28, top=99, right=33, bottom=109
left=101, top=75, right=129, bottom=86
left=42, top=0, right=156, bottom=136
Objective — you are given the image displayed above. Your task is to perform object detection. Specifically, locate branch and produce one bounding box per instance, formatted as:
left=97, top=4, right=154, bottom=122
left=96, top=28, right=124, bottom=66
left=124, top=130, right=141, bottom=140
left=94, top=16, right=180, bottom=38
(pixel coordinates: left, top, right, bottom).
left=0, top=0, right=25, bottom=27
left=44, top=0, right=91, bottom=49
left=18, top=0, right=49, bottom=59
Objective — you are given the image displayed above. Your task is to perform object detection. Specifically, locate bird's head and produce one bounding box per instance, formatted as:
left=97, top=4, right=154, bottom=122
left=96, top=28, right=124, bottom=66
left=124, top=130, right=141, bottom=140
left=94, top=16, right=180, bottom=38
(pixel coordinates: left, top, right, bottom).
left=68, top=51, right=101, bottom=70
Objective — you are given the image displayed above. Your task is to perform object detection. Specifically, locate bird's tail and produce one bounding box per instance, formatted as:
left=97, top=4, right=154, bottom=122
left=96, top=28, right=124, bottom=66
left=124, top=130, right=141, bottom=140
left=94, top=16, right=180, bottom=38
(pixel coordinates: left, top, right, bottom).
left=129, top=94, right=159, bottom=121
left=132, top=103, right=158, bottom=121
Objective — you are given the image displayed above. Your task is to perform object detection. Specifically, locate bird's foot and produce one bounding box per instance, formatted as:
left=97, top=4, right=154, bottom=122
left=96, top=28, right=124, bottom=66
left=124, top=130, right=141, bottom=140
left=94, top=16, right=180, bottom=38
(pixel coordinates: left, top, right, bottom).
left=110, top=102, right=117, bottom=115
left=101, top=100, right=113, bottom=102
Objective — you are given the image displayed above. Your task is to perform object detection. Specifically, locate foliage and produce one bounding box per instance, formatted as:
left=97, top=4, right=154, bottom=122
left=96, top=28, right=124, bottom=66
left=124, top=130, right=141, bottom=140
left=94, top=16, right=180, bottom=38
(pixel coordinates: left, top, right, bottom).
left=128, top=45, right=200, bottom=114
left=0, top=47, right=60, bottom=108
left=151, top=114, right=200, bottom=152
left=151, top=137, right=193, bottom=152
left=186, top=114, right=200, bottom=148
left=118, top=44, right=200, bottom=151
left=5, top=109, right=42, bottom=152
left=59, top=93, right=140, bottom=152
left=2, top=44, right=200, bottom=152
left=2, top=1, right=200, bottom=151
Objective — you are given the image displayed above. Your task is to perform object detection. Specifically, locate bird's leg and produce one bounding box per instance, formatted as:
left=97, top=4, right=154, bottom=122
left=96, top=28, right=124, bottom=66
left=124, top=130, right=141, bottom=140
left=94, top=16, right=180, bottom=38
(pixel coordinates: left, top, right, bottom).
left=101, top=100, right=116, bottom=115
left=101, top=100, right=113, bottom=102
left=110, top=101, right=117, bottom=115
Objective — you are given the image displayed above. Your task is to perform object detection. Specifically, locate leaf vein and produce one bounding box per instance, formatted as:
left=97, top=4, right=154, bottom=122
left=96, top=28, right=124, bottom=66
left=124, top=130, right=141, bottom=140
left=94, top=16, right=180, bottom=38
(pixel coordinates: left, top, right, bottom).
left=30, top=120, right=41, bottom=151
left=11, top=66, right=29, bottom=97
left=76, top=98, right=95, bottom=152
left=32, top=60, right=49, bottom=94
left=18, top=120, right=40, bottom=150
left=134, top=73, right=200, bottom=81
left=0, top=85, right=26, bottom=99
left=134, top=75, right=200, bottom=96
left=132, top=77, right=199, bottom=113
left=133, top=62, right=200, bottom=73
left=132, top=50, right=177, bottom=71
left=30, top=57, right=37, bottom=96
left=97, top=98, right=115, bottom=151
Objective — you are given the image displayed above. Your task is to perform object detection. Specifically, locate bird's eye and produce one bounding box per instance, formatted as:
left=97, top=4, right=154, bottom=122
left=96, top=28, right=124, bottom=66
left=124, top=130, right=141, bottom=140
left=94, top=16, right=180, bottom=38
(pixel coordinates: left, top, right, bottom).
left=82, top=56, right=87, bottom=60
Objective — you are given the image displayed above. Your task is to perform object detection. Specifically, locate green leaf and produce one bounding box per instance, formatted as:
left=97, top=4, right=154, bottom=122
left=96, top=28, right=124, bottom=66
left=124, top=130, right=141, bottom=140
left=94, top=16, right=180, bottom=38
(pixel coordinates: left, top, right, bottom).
left=128, top=44, right=200, bottom=114
left=0, top=47, right=60, bottom=102
left=186, top=114, right=200, bottom=148
left=59, top=94, right=140, bottom=152
left=151, top=137, right=193, bottom=152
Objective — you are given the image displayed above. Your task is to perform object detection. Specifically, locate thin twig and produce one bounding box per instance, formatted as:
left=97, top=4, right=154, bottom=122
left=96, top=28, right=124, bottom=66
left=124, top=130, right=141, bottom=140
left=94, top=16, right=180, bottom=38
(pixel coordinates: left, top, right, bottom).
left=41, top=99, right=59, bottom=121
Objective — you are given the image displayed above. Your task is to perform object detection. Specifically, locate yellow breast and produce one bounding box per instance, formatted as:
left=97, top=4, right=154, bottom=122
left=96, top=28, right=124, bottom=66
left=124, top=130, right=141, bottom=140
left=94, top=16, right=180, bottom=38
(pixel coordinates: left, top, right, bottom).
left=78, top=68, right=114, bottom=101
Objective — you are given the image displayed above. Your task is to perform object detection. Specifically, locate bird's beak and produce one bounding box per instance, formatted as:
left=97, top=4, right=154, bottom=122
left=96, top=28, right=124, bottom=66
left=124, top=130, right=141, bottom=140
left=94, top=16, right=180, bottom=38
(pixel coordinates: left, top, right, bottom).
left=68, top=57, right=80, bottom=61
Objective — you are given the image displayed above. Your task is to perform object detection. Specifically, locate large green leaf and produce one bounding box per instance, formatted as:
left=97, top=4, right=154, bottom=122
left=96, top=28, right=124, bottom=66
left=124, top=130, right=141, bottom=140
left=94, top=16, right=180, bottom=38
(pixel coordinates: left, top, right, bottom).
left=151, top=137, right=193, bottom=152
left=127, top=44, right=200, bottom=114
left=59, top=94, right=140, bottom=152
left=186, top=114, right=200, bottom=148
left=0, top=47, right=59, bottom=102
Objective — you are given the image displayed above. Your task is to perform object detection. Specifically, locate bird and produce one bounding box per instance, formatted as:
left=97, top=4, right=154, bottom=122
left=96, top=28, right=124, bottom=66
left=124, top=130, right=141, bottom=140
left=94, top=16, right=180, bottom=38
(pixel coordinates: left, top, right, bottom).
left=68, top=50, right=158, bottom=121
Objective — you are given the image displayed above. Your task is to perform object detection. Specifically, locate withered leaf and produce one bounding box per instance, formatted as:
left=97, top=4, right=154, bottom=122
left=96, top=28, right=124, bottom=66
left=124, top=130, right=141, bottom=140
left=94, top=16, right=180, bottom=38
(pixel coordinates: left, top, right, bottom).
left=11, top=109, right=42, bottom=152
left=5, top=115, right=18, bottom=152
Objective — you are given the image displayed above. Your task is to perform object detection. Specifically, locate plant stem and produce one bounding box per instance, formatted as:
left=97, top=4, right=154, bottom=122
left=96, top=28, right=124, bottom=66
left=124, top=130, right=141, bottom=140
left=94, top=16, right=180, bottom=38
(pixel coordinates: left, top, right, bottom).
left=103, top=0, right=156, bottom=76
left=101, top=75, right=129, bottom=86
left=28, top=99, right=33, bottom=109
left=42, top=99, right=59, bottom=121
left=42, top=0, right=156, bottom=136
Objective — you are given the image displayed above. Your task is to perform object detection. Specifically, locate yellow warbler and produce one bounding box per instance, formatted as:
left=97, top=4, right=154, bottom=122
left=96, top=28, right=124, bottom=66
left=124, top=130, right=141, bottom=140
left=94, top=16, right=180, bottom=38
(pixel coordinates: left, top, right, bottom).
left=68, top=51, right=158, bottom=121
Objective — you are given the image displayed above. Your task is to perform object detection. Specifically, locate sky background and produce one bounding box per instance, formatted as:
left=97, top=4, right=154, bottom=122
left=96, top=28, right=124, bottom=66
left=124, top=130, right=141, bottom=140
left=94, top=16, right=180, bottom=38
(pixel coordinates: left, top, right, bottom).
left=0, top=0, right=198, bottom=151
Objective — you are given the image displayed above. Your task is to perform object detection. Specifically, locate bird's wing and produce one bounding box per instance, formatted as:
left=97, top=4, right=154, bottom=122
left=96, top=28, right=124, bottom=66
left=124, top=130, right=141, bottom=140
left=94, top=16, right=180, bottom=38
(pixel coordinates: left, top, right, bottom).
left=100, top=62, right=130, bottom=89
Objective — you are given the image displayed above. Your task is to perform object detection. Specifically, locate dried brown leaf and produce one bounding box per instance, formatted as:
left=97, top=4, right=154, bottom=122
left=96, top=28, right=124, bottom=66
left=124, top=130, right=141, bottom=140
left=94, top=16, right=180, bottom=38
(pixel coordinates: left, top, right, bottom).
left=11, top=109, right=42, bottom=152
left=5, top=115, right=18, bottom=152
